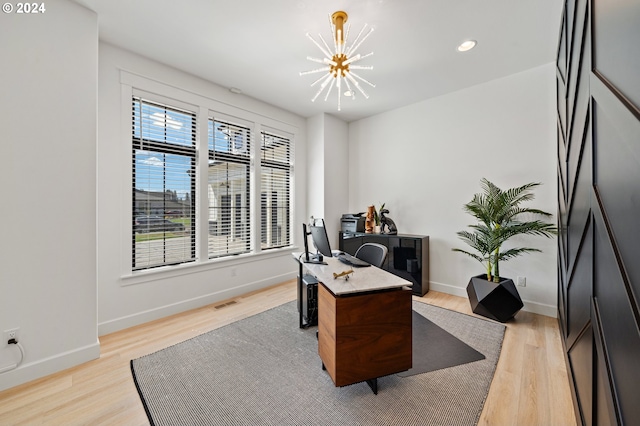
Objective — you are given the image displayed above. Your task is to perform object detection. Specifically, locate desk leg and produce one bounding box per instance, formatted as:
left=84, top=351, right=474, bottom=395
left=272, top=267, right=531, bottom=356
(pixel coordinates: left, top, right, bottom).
left=366, top=379, right=378, bottom=395
left=298, top=261, right=303, bottom=328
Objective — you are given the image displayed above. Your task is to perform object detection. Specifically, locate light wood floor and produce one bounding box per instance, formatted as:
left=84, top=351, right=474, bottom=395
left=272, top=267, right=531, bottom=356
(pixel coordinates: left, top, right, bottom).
left=0, top=280, right=577, bottom=425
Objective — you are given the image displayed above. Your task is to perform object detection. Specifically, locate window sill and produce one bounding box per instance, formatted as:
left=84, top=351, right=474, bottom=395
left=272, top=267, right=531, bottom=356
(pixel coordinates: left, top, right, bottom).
left=120, top=246, right=297, bottom=286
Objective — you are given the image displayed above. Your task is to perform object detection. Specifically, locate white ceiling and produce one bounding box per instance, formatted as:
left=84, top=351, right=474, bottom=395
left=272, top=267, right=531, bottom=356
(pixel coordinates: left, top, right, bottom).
left=74, top=0, right=563, bottom=122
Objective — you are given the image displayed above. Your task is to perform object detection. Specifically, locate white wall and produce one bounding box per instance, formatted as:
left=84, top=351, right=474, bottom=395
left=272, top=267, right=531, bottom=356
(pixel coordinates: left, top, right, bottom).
left=0, top=0, right=99, bottom=391
left=306, top=115, right=325, bottom=223
left=97, top=43, right=308, bottom=334
left=348, top=63, right=558, bottom=316
left=306, top=114, right=349, bottom=248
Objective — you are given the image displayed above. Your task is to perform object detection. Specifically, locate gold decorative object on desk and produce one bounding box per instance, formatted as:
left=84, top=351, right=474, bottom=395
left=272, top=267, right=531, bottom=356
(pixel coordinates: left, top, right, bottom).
left=333, top=269, right=354, bottom=280
left=365, top=205, right=375, bottom=233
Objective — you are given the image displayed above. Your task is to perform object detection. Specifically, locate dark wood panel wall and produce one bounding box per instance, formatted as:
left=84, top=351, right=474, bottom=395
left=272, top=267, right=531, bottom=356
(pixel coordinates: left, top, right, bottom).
left=556, top=1, right=640, bottom=425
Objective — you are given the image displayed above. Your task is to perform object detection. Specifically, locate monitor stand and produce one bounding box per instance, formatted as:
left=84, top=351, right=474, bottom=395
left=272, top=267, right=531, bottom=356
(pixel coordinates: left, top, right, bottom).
left=303, top=252, right=327, bottom=265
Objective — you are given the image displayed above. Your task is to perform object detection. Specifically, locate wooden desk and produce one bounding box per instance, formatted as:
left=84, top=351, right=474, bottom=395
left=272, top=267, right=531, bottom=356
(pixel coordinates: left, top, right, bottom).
left=293, top=253, right=412, bottom=394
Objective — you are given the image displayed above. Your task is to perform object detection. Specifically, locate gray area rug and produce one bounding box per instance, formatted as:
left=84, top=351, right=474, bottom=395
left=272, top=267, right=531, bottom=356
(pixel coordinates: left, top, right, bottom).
left=131, top=300, right=505, bottom=426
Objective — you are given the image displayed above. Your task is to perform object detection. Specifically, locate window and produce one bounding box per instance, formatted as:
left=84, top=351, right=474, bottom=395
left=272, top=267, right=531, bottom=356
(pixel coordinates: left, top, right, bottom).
left=208, top=118, right=251, bottom=258
left=260, top=130, right=292, bottom=250
left=132, top=97, right=196, bottom=270
left=129, top=90, right=295, bottom=272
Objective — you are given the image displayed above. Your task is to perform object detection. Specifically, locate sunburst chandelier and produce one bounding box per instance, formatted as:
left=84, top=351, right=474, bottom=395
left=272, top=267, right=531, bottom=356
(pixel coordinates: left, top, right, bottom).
left=300, top=11, right=375, bottom=111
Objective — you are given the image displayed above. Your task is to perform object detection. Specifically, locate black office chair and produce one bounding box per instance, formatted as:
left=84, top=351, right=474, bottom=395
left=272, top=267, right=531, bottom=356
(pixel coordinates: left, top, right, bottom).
left=354, top=243, right=388, bottom=268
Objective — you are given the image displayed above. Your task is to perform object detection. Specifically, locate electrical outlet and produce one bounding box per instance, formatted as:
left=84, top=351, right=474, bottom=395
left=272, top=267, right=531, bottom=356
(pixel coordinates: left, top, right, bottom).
left=3, top=328, right=20, bottom=346
left=517, top=276, right=526, bottom=287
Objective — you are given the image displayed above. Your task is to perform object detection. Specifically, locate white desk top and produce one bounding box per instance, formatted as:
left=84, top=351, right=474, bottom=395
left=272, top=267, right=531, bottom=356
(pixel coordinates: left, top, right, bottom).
left=292, top=252, right=411, bottom=296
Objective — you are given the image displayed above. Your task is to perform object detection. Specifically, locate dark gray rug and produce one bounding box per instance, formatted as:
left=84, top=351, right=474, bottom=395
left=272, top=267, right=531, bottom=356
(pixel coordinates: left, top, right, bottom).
left=131, top=300, right=505, bottom=426
left=397, top=310, right=486, bottom=377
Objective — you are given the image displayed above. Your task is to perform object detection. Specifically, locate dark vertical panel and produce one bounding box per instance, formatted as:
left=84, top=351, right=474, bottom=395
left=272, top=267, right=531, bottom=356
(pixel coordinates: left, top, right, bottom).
left=566, top=119, right=591, bottom=275
left=567, top=219, right=592, bottom=347
left=557, top=5, right=568, bottom=82
left=558, top=262, right=567, bottom=337
left=593, top=208, right=640, bottom=424
left=566, top=0, right=589, bottom=144
left=558, top=1, right=640, bottom=424
left=592, top=84, right=640, bottom=310
left=558, top=124, right=568, bottom=199
left=593, top=0, right=640, bottom=112
left=568, top=326, right=593, bottom=426
left=558, top=82, right=568, bottom=141
left=593, top=300, right=620, bottom=425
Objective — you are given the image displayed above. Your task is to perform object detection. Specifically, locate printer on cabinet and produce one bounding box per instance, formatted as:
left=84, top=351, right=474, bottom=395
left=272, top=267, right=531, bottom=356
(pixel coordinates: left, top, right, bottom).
left=341, top=213, right=365, bottom=234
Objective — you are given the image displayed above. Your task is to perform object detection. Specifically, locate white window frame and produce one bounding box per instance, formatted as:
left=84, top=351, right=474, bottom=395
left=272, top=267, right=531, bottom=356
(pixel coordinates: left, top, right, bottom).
left=119, top=71, right=297, bottom=281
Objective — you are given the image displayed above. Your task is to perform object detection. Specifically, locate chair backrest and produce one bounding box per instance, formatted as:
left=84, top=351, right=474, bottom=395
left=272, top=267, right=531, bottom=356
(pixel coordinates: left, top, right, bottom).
left=354, top=243, right=388, bottom=268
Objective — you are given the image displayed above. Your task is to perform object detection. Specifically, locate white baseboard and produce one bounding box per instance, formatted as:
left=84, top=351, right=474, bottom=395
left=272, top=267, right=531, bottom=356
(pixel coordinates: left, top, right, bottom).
left=0, top=341, right=100, bottom=392
left=429, top=280, right=468, bottom=297
left=98, top=272, right=297, bottom=336
left=520, top=300, right=558, bottom=318
left=427, top=280, right=558, bottom=318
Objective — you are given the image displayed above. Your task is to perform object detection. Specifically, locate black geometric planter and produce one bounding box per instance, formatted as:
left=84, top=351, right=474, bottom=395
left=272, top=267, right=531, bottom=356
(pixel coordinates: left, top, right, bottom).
left=466, top=274, right=524, bottom=322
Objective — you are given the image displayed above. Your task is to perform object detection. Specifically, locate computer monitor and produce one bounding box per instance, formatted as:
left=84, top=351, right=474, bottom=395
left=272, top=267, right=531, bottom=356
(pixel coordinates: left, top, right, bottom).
left=302, top=218, right=331, bottom=264
left=310, top=219, right=333, bottom=258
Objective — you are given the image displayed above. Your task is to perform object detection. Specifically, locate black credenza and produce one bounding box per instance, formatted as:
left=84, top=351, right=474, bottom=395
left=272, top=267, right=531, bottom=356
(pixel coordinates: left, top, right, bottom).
left=338, top=232, right=429, bottom=296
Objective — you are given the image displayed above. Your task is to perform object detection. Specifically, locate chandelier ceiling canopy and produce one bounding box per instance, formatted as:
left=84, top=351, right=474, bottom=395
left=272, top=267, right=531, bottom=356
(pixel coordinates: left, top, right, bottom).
left=300, top=11, right=375, bottom=111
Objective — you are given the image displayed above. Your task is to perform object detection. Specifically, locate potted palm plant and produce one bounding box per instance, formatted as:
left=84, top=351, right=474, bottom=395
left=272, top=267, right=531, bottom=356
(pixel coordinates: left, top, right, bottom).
left=453, top=178, right=557, bottom=322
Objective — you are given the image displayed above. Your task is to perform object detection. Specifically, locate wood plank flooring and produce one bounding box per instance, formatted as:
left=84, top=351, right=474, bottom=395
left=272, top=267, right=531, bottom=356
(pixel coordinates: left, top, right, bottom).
left=0, top=280, right=577, bottom=425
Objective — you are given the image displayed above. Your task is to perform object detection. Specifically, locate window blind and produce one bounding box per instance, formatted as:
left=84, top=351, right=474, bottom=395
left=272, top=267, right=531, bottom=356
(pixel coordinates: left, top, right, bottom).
left=132, top=97, right=196, bottom=270
left=260, top=130, right=292, bottom=250
left=207, top=118, right=251, bottom=258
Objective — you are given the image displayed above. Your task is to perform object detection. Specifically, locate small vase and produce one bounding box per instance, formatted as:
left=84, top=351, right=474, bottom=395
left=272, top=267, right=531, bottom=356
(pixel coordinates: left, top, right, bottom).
left=374, top=225, right=381, bottom=234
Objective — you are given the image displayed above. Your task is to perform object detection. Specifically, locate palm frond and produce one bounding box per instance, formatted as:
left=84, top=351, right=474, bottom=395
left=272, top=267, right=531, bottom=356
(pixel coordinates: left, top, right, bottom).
left=453, top=178, right=558, bottom=278
left=451, top=248, right=486, bottom=264
left=495, top=247, right=542, bottom=262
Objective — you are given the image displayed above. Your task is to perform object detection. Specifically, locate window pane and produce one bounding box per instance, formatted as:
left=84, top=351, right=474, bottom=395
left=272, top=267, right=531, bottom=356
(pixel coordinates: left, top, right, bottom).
left=261, top=131, right=292, bottom=250
left=134, top=101, right=195, bottom=148
left=132, top=98, right=196, bottom=270
left=208, top=119, right=251, bottom=258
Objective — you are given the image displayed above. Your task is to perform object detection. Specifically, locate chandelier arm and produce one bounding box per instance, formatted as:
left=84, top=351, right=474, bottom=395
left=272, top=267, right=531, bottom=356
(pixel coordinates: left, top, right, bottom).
left=344, top=77, right=354, bottom=94
left=345, top=51, right=373, bottom=66
left=317, top=34, right=334, bottom=59
left=349, top=71, right=376, bottom=88
left=310, top=72, right=330, bottom=87
left=345, top=73, right=370, bottom=99
left=337, top=76, right=342, bottom=111
left=306, top=56, right=331, bottom=65
left=327, top=13, right=334, bottom=41
left=299, top=66, right=331, bottom=76
left=345, top=25, right=367, bottom=57
left=344, top=23, right=351, bottom=48
left=324, top=78, right=336, bottom=102
left=342, top=54, right=361, bottom=66
left=350, top=65, right=373, bottom=70
left=311, top=74, right=334, bottom=102
left=329, top=14, right=338, bottom=54
left=347, top=27, right=374, bottom=58
left=306, top=33, right=333, bottom=59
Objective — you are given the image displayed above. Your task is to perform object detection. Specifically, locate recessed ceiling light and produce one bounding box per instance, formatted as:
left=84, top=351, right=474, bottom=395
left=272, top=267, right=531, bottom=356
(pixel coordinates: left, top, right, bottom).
left=457, top=40, right=477, bottom=52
